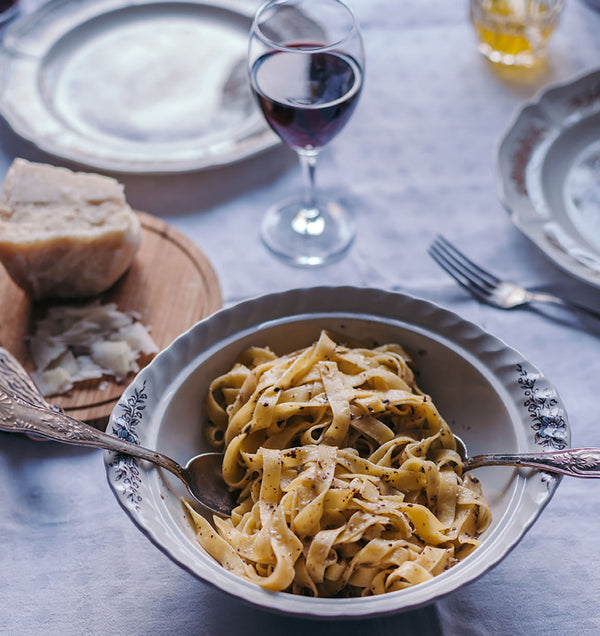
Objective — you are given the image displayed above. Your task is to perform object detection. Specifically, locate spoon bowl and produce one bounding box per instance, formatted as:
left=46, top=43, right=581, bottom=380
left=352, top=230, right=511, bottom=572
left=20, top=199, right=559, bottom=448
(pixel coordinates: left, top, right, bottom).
left=180, top=452, right=233, bottom=515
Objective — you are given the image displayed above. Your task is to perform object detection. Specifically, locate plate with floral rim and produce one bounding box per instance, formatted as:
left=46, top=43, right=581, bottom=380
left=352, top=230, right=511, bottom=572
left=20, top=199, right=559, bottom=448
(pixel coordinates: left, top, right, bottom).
left=497, top=68, right=600, bottom=288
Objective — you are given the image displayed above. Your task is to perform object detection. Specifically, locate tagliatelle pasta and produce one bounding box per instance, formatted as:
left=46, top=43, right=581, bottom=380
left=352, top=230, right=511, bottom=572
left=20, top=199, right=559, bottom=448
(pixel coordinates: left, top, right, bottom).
left=184, top=330, right=491, bottom=597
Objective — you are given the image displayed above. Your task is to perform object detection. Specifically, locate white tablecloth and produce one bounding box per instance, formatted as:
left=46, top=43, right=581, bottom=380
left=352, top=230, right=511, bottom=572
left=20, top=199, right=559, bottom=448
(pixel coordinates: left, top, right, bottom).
left=2, top=1, right=600, bottom=634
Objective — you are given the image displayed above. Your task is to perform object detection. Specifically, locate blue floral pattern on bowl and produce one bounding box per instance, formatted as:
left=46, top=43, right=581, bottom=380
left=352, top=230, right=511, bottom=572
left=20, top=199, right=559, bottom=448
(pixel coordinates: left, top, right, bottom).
left=517, top=365, right=568, bottom=450
left=108, top=381, right=148, bottom=512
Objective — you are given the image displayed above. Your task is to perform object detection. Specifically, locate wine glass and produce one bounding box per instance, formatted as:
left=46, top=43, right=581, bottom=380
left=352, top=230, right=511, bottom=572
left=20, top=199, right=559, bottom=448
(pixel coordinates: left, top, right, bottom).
left=248, top=0, right=364, bottom=266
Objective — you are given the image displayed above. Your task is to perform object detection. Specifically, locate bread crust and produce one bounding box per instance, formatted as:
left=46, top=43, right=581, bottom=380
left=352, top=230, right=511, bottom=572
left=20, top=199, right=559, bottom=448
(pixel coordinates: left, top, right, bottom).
left=0, top=159, right=142, bottom=299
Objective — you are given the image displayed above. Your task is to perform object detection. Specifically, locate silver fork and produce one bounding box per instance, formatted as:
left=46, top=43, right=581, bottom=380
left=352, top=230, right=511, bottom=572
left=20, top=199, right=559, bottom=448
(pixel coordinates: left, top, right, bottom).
left=428, top=235, right=600, bottom=321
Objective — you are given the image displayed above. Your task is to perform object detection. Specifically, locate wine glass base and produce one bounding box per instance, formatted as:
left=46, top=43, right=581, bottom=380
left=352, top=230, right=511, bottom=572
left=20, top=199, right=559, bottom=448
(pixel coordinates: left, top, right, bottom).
left=261, top=195, right=355, bottom=267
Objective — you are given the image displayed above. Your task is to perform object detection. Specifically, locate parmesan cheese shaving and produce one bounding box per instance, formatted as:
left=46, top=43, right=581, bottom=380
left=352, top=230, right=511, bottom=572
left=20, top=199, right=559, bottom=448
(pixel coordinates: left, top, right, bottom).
left=29, top=302, right=159, bottom=396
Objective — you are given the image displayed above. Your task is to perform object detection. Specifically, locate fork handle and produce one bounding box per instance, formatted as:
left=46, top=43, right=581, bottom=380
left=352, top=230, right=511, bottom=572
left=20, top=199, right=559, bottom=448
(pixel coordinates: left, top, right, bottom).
left=464, top=448, right=600, bottom=477
left=528, top=291, right=600, bottom=321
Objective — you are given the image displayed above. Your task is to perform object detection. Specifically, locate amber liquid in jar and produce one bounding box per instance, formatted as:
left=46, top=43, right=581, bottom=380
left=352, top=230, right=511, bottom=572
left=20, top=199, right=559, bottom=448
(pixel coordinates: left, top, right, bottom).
left=470, top=0, right=563, bottom=67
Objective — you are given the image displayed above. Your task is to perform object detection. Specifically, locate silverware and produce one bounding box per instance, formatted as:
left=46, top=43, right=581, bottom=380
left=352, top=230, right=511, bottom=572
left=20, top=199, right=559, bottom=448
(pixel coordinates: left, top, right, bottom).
left=428, top=235, right=600, bottom=320
left=3, top=338, right=597, bottom=515
left=0, top=346, right=233, bottom=516
left=454, top=435, right=600, bottom=478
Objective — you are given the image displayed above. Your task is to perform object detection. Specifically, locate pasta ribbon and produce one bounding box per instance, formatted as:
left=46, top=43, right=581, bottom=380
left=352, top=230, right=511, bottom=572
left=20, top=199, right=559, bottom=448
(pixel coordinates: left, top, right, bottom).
left=186, top=331, right=491, bottom=597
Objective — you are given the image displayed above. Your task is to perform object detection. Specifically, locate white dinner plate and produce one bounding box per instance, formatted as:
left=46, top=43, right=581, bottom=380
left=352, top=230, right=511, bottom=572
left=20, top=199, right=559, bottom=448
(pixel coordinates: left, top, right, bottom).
left=497, top=68, right=600, bottom=288
left=105, top=286, right=568, bottom=618
left=0, top=0, right=278, bottom=173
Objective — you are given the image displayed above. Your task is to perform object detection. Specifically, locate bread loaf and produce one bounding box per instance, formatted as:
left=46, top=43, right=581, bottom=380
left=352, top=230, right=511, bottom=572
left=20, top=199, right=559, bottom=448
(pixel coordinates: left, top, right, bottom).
left=0, top=158, right=142, bottom=299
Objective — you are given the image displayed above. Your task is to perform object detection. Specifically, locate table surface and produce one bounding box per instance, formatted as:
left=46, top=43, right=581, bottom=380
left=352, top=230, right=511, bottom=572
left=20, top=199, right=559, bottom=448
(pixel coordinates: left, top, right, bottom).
left=2, top=1, right=600, bottom=634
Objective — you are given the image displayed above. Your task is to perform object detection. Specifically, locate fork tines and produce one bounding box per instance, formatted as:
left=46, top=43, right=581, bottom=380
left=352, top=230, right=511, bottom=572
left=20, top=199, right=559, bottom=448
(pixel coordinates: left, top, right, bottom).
left=428, top=236, right=499, bottom=299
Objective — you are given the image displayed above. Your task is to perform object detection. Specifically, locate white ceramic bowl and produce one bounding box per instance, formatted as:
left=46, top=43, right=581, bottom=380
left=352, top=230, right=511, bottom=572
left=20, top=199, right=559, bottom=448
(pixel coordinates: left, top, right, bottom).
left=105, top=287, right=568, bottom=618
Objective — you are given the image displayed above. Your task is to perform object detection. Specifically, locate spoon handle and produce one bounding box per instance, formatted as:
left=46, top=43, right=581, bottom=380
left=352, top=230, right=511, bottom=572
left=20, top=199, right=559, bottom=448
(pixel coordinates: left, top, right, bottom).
left=0, top=347, right=183, bottom=477
left=464, top=448, right=600, bottom=478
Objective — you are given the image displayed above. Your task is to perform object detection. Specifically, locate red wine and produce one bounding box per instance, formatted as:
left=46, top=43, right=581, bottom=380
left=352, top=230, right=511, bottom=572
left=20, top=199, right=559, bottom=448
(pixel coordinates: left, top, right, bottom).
left=251, top=47, right=362, bottom=150
left=0, top=0, right=18, bottom=13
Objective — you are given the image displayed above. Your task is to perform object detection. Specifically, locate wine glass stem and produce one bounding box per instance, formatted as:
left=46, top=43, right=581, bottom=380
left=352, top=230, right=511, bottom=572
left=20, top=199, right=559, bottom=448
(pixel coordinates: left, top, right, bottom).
left=293, top=149, right=325, bottom=236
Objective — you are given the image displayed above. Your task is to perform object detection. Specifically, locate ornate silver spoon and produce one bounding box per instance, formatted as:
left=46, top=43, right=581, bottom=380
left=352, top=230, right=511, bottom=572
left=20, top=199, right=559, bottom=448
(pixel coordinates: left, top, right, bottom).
left=454, top=435, right=600, bottom=478
left=0, top=346, right=234, bottom=516
left=1, top=343, right=598, bottom=523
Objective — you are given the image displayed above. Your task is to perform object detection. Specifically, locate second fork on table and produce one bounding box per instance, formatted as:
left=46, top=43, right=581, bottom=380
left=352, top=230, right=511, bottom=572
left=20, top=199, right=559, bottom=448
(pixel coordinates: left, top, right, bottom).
left=428, top=235, right=600, bottom=321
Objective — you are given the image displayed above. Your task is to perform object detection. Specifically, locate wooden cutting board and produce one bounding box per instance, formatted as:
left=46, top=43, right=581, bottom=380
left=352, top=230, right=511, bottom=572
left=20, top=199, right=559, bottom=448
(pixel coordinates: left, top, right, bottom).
left=0, top=211, right=221, bottom=428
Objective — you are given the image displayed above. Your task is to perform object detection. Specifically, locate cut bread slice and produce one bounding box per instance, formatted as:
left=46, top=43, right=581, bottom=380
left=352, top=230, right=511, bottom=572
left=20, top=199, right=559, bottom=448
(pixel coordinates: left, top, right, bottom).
left=0, top=158, right=142, bottom=299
